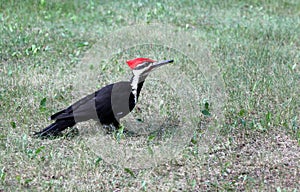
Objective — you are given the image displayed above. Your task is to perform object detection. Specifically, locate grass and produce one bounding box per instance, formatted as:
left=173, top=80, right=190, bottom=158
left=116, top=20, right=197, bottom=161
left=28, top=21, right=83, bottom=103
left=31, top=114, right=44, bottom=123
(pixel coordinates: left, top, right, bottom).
left=1, top=0, right=300, bottom=191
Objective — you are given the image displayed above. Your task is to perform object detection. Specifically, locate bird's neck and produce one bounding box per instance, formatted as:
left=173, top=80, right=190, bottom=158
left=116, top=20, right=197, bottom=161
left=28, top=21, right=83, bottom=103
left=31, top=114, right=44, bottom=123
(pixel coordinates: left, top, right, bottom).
left=130, top=73, right=147, bottom=104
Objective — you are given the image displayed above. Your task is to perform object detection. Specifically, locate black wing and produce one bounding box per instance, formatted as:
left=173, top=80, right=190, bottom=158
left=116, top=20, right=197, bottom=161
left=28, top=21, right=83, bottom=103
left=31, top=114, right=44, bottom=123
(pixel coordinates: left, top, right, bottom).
left=49, top=81, right=134, bottom=124
left=50, top=84, right=114, bottom=122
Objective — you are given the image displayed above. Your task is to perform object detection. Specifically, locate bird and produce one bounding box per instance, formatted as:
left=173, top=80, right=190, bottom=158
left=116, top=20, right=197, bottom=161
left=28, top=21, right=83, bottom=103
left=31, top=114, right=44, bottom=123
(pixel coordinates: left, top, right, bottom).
left=34, top=58, right=174, bottom=138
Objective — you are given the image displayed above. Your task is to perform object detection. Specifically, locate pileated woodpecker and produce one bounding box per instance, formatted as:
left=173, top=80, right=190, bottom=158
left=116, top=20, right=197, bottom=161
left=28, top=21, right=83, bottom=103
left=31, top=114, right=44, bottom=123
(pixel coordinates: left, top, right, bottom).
left=34, top=58, right=174, bottom=137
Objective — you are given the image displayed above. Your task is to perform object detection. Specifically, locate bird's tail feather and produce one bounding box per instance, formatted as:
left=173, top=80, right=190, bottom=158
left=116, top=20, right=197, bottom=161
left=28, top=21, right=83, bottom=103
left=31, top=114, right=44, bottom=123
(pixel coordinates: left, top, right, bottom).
left=34, top=119, right=76, bottom=138
left=50, top=108, right=69, bottom=120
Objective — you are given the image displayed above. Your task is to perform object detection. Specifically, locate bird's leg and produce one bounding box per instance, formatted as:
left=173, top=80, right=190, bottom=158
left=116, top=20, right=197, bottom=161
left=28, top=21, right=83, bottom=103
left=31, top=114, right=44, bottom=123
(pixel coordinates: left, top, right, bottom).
left=103, top=120, right=136, bottom=136
left=112, top=119, right=120, bottom=129
left=102, top=124, right=115, bottom=133
left=102, top=119, right=120, bottom=133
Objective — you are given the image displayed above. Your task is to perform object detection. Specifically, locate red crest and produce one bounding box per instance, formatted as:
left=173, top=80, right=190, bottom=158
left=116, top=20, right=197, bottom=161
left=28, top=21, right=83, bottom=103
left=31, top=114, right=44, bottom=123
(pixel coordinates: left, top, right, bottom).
left=126, top=58, right=155, bottom=69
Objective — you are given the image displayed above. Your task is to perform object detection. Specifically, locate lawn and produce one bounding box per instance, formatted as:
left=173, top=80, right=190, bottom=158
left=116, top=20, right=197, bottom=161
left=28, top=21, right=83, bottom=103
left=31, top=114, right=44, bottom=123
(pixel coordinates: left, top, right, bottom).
left=1, top=0, right=299, bottom=191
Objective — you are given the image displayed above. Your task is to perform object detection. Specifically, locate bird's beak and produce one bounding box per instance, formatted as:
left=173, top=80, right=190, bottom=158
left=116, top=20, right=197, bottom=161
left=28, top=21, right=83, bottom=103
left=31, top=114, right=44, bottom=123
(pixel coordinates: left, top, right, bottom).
left=151, top=59, right=174, bottom=69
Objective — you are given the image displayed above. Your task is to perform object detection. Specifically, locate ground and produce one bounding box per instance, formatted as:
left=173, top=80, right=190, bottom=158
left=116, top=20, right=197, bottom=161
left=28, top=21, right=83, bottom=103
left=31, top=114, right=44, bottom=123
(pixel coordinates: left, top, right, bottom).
left=0, top=0, right=299, bottom=191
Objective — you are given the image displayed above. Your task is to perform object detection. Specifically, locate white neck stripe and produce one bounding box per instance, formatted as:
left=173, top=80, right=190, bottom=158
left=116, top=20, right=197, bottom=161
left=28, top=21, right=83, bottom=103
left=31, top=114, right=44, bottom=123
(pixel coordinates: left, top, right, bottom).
left=131, top=69, right=144, bottom=103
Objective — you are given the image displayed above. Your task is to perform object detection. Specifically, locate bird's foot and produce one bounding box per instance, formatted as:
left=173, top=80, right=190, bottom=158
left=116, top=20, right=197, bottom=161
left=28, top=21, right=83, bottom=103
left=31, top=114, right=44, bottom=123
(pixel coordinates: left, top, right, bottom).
left=103, top=124, right=117, bottom=133
left=103, top=124, right=137, bottom=137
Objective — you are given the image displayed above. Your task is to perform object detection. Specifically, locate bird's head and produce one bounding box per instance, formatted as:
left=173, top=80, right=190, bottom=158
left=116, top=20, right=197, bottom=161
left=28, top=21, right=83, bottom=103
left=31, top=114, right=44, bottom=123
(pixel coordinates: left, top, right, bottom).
left=127, top=58, right=173, bottom=77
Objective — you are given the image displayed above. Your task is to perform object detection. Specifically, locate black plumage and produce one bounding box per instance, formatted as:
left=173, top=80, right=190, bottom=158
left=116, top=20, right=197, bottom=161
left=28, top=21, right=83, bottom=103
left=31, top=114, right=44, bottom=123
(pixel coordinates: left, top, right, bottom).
left=34, top=81, right=144, bottom=137
left=34, top=58, right=173, bottom=138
